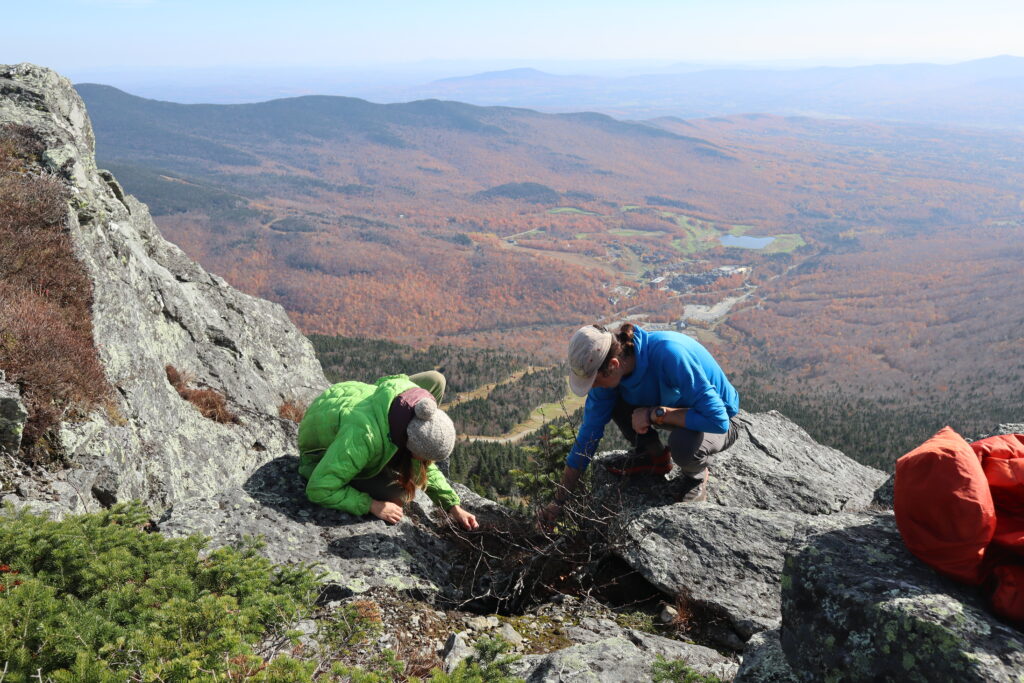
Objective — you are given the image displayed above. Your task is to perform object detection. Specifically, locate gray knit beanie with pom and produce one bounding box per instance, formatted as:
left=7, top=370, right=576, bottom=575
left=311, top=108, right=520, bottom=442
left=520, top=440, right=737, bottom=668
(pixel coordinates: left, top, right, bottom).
left=405, top=399, right=456, bottom=462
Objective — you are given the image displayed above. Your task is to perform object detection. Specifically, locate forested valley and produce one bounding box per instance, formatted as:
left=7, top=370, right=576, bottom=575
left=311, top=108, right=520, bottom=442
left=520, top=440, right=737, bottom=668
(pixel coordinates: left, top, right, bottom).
left=78, top=87, right=1024, bottom=485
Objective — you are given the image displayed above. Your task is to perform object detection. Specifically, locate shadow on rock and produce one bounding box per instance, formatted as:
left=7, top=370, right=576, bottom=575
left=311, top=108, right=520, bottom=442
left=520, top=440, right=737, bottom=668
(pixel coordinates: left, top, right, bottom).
left=242, top=455, right=353, bottom=527
left=156, top=455, right=461, bottom=598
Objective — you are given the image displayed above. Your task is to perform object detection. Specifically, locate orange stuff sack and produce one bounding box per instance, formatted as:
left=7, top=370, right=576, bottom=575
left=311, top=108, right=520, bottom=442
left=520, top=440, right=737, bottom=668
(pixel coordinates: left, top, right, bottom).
left=991, top=514, right=1024, bottom=554
left=894, top=426, right=997, bottom=585
left=972, top=434, right=1024, bottom=517
left=991, top=564, right=1024, bottom=622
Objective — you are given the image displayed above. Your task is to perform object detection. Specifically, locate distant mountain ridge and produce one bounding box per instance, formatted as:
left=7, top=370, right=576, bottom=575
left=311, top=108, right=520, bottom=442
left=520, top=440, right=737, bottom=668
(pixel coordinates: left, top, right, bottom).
left=361, top=55, right=1024, bottom=128
left=71, top=56, right=1024, bottom=128
left=74, top=82, right=715, bottom=159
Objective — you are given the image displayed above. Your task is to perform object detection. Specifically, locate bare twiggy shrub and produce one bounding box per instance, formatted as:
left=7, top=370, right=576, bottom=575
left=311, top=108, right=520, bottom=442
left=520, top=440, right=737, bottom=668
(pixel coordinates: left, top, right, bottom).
left=431, top=486, right=643, bottom=617
left=0, top=123, right=112, bottom=463
left=0, top=124, right=44, bottom=173
left=165, top=365, right=240, bottom=424
left=278, top=399, right=307, bottom=423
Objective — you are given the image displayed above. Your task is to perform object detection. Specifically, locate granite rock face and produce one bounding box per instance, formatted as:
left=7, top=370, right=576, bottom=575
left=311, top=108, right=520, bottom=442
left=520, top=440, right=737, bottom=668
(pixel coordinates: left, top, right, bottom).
left=593, top=410, right=887, bottom=515
left=780, top=514, right=1024, bottom=682
left=510, top=629, right=737, bottom=683
left=600, top=410, right=889, bottom=649
left=613, top=505, right=866, bottom=648
left=0, top=375, right=28, bottom=457
left=158, top=456, right=456, bottom=597
left=734, top=630, right=798, bottom=683
left=0, top=63, right=326, bottom=515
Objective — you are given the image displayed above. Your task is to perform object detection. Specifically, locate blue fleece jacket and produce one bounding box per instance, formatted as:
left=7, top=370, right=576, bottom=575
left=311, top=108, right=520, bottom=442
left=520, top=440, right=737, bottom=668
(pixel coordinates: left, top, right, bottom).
left=566, top=326, right=739, bottom=471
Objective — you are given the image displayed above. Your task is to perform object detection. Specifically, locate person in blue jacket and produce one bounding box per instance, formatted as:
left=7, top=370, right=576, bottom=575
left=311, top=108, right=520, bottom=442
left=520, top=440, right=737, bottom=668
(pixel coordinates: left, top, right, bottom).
left=539, top=323, right=740, bottom=524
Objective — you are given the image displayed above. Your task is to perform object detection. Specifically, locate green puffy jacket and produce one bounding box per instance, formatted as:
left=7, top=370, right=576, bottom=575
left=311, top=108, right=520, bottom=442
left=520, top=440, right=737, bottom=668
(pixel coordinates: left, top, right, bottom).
left=297, top=374, right=461, bottom=516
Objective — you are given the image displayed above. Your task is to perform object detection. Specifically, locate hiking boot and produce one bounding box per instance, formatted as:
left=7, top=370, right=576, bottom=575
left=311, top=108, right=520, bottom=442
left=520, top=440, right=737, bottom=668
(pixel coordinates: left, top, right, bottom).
left=677, top=473, right=709, bottom=503
left=604, top=446, right=673, bottom=476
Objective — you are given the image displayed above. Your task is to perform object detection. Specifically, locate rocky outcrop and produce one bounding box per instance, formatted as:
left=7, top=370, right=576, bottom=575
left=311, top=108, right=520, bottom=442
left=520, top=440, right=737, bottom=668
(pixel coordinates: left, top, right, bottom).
left=474, top=597, right=739, bottom=682
left=0, top=64, right=326, bottom=515
left=614, top=505, right=864, bottom=649
left=733, top=630, right=797, bottom=683
left=779, top=514, right=1024, bottom=682
left=600, top=410, right=888, bottom=649
left=511, top=630, right=736, bottom=683
left=158, top=456, right=461, bottom=597
left=600, top=413, right=1024, bottom=678
left=709, top=411, right=888, bottom=513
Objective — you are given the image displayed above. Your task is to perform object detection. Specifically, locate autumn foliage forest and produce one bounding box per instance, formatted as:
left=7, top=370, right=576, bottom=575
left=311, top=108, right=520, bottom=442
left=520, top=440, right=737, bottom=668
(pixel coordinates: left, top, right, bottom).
left=77, top=84, right=1024, bottom=469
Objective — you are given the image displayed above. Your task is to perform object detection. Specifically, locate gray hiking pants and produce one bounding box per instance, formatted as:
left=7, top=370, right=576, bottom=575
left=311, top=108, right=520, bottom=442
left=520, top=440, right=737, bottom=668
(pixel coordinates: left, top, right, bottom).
left=611, top=398, right=739, bottom=481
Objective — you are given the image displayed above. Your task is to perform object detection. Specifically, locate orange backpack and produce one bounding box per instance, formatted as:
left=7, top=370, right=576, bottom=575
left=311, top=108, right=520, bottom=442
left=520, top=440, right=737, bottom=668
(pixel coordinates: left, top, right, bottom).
left=894, top=428, right=1024, bottom=622
left=894, top=426, right=997, bottom=585
left=971, top=434, right=1024, bottom=621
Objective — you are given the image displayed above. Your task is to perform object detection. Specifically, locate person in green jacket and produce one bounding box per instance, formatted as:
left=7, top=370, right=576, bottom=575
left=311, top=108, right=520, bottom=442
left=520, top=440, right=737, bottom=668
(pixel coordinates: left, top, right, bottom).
left=298, top=372, right=479, bottom=531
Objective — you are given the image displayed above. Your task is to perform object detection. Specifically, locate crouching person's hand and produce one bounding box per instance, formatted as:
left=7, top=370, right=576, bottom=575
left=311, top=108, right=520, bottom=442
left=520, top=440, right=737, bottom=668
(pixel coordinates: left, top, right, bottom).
left=448, top=505, right=479, bottom=531
left=370, top=500, right=404, bottom=524
left=536, top=501, right=563, bottom=531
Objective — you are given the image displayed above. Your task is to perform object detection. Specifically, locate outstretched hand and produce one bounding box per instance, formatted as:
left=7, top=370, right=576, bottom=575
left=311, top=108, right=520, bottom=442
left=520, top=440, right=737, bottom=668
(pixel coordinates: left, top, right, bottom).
left=536, top=501, right=563, bottom=531
left=448, top=505, right=479, bottom=531
left=370, top=499, right=404, bottom=524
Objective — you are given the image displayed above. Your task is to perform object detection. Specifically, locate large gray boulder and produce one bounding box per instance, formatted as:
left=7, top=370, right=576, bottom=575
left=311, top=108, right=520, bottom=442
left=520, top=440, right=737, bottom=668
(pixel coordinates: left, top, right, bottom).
left=613, top=505, right=867, bottom=648
left=601, top=411, right=888, bottom=649
left=593, top=411, right=888, bottom=515
left=158, top=463, right=517, bottom=601
left=0, top=63, right=326, bottom=514
left=711, top=411, right=888, bottom=513
left=779, top=514, right=1024, bottom=682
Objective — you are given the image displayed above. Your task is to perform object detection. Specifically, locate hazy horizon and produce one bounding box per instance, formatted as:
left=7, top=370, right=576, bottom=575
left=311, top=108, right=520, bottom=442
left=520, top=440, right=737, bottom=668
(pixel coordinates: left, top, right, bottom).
left=6, top=0, right=1024, bottom=74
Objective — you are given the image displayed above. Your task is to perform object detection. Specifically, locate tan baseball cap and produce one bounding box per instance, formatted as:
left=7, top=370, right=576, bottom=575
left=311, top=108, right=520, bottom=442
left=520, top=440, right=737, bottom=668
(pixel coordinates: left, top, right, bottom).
left=567, top=325, right=613, bottom=396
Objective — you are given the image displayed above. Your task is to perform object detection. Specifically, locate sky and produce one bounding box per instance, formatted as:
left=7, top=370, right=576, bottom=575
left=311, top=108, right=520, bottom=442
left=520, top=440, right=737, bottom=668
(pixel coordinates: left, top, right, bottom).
left=4, top=0, right=1023, bottom=75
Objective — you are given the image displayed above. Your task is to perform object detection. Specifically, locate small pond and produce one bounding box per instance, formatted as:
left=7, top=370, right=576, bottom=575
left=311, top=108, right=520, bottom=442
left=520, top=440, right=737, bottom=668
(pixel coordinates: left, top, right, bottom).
left=720, top=234, right=775, bottom=249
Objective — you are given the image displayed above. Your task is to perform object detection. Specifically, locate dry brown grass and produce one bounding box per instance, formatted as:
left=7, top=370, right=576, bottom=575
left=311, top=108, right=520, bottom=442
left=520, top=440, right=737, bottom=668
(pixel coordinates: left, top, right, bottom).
left=277, top=399, right=307, bottom=423
left=669, top=594, right=695, bottom=636
left=165, top=364, right=239, bottom=424
left=0, top=123, right=112, bottom=463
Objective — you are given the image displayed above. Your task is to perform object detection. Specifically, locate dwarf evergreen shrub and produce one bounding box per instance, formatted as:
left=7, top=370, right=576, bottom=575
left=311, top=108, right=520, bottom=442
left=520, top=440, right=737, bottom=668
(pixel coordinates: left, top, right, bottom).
left=434, top=636, right=521, bottom=682
left=0, top=502, right=319, bottom=681
left=510, top=421, right=578, bottom=504
left=0, top=503, right=528, bottom=682
left=651, top=654, right=724, bottom=683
